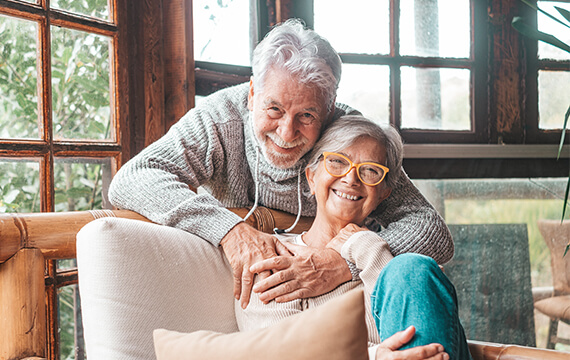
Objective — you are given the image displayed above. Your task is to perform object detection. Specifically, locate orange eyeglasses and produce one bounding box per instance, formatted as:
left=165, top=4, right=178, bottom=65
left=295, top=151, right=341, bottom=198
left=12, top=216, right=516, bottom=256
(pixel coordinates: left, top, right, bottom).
left=322, top=152, right=389, bottom=186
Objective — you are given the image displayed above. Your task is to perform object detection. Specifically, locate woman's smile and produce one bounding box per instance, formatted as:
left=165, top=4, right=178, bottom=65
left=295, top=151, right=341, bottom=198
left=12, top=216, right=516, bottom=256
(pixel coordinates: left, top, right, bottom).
left=332, top=188, right=363, bottom=201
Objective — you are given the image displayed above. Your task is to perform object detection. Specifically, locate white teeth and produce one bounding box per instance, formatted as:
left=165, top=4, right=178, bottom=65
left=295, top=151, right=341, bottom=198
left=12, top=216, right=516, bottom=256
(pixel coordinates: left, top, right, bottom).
left=267, top=132, right=307, bottom=149
left=334, top=190, right=361, bottom=201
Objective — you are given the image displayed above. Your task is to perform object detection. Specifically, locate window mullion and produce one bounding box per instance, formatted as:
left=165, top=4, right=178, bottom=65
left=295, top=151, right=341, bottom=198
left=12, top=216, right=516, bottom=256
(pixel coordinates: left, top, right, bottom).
left=390, top=0, right=401, bottom=129
left=39, top=5, right=54, bottom=212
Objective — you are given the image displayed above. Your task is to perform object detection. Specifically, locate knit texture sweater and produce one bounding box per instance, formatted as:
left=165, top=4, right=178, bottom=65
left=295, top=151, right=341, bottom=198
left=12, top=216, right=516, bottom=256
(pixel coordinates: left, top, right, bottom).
left=235, top=231, right=395, bottom=360
left=108, top=83, right=453, bottom=263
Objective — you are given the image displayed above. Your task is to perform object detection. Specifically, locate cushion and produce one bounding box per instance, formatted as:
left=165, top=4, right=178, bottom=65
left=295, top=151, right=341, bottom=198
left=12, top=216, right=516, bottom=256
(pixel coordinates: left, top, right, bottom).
left=534, top=295, right=570, bottom=321
left=153, top=289, right=369, bottom=360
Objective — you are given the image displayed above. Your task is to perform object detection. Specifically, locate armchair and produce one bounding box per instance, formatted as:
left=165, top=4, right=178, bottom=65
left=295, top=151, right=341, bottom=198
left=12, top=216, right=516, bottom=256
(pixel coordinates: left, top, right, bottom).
left=534, top=219, right=570, bottom=349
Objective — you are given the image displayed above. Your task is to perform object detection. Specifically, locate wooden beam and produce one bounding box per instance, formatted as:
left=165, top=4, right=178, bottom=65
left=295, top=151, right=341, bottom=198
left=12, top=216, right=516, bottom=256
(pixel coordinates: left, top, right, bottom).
left=163, top=0, right=194, bottom=130
left=143, top=0, right=166, bottom=147
left=488, top=0, right=525, bottom=144
left=0, top=207, right=312, bottom=264
left=0, top=249, right=47, bottom=359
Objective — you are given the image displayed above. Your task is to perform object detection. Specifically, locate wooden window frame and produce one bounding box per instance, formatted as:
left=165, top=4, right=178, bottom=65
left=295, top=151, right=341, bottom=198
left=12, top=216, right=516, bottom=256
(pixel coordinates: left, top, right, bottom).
left=0, top=0, right=131, bottom=358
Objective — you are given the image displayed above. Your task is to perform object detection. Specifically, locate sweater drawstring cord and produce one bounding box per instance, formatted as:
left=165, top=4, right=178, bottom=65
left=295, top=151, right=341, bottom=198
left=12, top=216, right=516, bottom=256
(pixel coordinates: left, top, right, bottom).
left=243, top=146, right=261, bottom=222
left=273, top=171, right=302, bottom=234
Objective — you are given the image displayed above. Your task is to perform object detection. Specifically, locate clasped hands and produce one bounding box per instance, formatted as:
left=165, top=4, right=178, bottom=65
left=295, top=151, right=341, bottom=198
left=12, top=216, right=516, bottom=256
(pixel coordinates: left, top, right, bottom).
left=219, top=222, right=352, bottom=309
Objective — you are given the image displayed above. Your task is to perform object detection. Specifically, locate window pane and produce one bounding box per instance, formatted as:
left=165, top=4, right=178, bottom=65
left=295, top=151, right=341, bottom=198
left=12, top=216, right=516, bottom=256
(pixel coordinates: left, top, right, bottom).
left=193, top=0, right=252, bottom=66
left=401, top=67, right=470, bottom=130
left=414, top=177, right=568, bottom=350
left=51, top=27, right=112, bottom=140
left=400, top=0, right=470, bottom=58
left=337, top=64, right=390, bottom=124
left=538, top=70, right=570, bottom=130
left=314, top=0, right=389, bottom=55
left=51, top=0, right=110, bottom=22
left=54, top=157, right=113, bottom=212
left=0, top=15, right=39, bottom=139
left=0, top=159, right=40, bottom=213
left=58, top=283, right=86, bottom=360
left=538, top=1, right=570, bottom=60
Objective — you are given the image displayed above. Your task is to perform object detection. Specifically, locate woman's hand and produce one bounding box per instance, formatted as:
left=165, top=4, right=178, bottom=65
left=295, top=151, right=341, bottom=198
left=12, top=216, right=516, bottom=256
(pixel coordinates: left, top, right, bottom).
left=376, top=326, right=449, bottom=360
left=249, top=242, right=352, bottom=303
left=326, top=223, right=368, bottom=254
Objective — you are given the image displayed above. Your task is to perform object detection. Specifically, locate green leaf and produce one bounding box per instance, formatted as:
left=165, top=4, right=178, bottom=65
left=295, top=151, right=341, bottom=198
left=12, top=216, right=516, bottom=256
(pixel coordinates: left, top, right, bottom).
left=558, top=104, right=570, bottom=160
left=555, top=6, right=570, bottom=26
left=564, top=243, right=569, bottom=257
left=66, top=187, right=92, bottom=198
left=563, top=171, right=570, bottom=221
left=512, top=17, right=570, bottom=54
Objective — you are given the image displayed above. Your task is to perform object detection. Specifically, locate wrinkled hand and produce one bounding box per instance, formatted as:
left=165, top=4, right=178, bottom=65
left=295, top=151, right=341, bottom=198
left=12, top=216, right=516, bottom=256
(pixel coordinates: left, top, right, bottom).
left=220, top=222, right=289, bottom=309
left=326, top=223, right=368, bottom=254
left=249, top=242, right=352, bottom=303
left=376, top=326, right=449, bottom=360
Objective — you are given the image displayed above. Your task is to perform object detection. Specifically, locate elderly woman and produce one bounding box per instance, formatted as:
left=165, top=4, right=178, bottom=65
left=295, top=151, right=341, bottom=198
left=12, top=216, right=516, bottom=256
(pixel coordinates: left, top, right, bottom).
left=237, top=115, right=472, bottom=360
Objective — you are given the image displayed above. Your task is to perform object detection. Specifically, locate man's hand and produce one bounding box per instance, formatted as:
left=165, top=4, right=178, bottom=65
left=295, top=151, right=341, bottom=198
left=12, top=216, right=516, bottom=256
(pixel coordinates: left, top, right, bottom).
left=376, top=326, right=449, bottom=360
left=249, top=242, right=352, bottom=303
left=220, top=223, right=288, bottom=309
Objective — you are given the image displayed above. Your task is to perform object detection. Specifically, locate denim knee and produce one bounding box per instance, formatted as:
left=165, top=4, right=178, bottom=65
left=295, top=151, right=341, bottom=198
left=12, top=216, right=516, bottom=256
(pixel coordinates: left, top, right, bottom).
left=380, top=253, right=443, bottom=285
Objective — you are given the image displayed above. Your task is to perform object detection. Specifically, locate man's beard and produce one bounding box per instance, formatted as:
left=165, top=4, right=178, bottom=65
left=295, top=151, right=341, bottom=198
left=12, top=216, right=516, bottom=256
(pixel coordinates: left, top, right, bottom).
left=257, top=131, right=310, bottom=169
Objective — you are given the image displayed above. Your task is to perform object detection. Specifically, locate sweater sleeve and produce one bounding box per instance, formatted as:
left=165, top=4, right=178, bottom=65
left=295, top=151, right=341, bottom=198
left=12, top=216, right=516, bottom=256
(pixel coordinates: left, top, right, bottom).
left=340, top=231, right=394, bottom=299
left=108, top=86, right=247, bottom=246
left=370, top=170, right=454, bottom=264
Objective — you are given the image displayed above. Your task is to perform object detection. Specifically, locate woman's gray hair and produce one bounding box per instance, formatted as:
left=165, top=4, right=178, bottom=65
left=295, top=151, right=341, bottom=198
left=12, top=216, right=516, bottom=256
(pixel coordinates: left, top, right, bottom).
left=306, top=115, right=404, bottom=189
left=252, top=18, right=341, bottom=112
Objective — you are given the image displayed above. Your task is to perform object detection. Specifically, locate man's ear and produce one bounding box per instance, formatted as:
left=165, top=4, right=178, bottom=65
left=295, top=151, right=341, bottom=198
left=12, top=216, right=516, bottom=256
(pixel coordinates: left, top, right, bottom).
left=247, top=77, right=254, bottom=111
left=305, top=167, right=316, bottom=195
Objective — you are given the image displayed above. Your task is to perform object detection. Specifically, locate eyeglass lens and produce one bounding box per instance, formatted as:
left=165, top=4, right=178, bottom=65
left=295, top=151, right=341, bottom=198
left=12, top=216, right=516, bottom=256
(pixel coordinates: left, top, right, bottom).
left=325, top=153, right=385, bottom=184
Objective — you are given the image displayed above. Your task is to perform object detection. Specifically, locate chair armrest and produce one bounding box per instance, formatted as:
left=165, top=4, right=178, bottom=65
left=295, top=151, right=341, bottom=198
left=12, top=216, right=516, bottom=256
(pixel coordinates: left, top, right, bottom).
left=0, top=207, right=312, bottom=264
left=532, top=286, right=555, bottom=302
left=468, top=340, right=569, bottom=360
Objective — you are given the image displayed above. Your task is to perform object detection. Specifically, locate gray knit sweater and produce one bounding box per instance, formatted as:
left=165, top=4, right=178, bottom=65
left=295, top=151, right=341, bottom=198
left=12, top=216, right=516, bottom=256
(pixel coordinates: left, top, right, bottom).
left=108, top=83, right=454, bottom=264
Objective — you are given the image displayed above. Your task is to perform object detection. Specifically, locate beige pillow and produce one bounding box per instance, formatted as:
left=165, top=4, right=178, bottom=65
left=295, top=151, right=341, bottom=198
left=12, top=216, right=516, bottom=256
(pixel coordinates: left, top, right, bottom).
left=153, top=289, right=368, bottom=360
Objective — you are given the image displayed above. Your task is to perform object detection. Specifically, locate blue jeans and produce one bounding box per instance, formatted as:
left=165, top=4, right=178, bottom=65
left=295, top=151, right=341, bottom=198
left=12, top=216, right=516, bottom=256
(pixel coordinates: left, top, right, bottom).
left=371, top=253, right=472, bottom=360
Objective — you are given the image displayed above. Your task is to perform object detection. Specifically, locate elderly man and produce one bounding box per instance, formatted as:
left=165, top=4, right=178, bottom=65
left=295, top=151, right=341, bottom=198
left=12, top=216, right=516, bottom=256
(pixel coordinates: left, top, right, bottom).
left=108, top=19, right=453, bottom=311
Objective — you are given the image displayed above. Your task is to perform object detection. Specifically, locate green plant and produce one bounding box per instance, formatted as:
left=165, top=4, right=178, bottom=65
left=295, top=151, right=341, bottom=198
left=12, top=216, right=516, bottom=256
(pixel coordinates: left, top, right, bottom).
left=512, top=0, right=570, bottom=256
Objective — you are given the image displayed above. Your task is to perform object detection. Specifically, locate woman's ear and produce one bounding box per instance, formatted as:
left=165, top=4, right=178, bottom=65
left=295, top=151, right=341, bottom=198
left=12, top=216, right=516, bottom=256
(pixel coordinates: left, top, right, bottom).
left=378, top=186, right=392, bottom=203
left=247, top=77, right=254, bottom=111
left=305, top=167, right=316, bottom=195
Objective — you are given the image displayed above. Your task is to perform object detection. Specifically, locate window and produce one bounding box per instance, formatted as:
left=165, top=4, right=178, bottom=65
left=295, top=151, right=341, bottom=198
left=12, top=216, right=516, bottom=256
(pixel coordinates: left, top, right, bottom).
left=536, top=1, right=570, bottom=132
left=315, top=0, right=473, bottom=136
left=0, top=0, right=130, bottom=358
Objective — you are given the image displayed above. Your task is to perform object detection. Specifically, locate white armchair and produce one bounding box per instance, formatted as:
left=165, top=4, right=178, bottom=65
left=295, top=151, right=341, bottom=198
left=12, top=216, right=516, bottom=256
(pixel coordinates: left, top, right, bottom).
left=77, top=217, right=238, bottom=360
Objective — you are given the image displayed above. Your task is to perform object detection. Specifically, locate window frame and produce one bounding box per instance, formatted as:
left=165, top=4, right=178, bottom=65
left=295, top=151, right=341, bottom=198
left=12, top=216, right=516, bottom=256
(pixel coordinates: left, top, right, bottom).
left=0, top=0, right=133, bottom=358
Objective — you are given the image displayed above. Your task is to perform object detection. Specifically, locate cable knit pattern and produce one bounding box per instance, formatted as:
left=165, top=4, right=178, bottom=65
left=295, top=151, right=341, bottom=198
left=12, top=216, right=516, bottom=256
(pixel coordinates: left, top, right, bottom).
left=236, top=232, right=394, bottom=360
left=108, top=82, right=453, bottom=261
